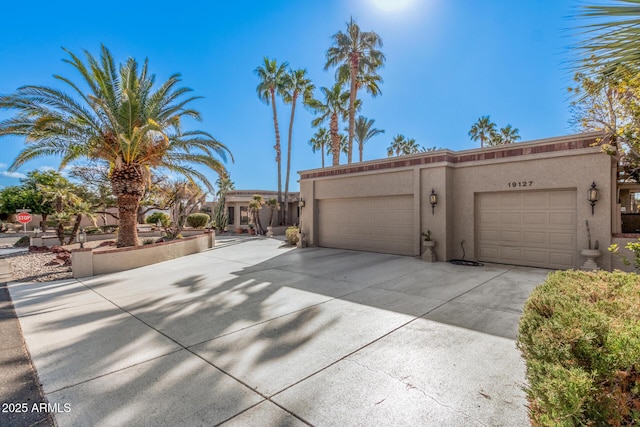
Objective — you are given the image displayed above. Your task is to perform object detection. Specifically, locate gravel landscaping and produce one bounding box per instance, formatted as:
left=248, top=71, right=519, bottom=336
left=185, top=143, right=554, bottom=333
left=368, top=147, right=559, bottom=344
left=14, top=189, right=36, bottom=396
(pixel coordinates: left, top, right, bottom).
left=4, top=251, right=73, bottom=283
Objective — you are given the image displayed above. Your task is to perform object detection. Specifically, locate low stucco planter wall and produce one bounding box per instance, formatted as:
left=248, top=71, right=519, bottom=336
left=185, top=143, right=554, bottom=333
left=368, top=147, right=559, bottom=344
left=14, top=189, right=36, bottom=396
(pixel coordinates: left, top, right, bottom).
left=72, top=233, right=214, bottom=278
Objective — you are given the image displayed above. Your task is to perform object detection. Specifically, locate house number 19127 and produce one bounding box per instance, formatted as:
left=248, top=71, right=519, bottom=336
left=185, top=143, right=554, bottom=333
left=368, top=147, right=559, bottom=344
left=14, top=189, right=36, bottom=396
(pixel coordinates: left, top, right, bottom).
left=508, top=181, right=533, bottom=188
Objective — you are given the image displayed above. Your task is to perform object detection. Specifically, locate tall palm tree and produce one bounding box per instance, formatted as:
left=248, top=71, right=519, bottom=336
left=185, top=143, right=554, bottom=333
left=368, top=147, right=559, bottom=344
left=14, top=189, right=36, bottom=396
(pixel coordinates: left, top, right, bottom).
left=0, top=45, right=231, bottom=247
left=577, top=1, right=640, bottom=70
left=309, top=83, right=352, bottom=166
left=282, top=68, right=314, bottom=225
left=255, top=57, right=288, bottom=223
left=468, top=116, right=497, bottom=148
left=309, top=127, right=330, bottom=168
left=325, top=17, right=385, bottom=164
left=352, top=115, right=384, bottom=162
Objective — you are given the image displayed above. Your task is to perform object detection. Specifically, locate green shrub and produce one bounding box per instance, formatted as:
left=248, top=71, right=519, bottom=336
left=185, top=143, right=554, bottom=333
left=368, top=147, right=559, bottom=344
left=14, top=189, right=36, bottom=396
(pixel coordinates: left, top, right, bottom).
left=186, top=213, right=210, bottom=229
left=517, top=270, right=640, bottom=426
left=141, top=238, right=156, bottom=245
left=285, top=226, right=299, bottom=245
left=14, top=236, right=30, bottom=247
left=84, top=226, right=102, bottom=234
left=145, top=212, right=170, bottom=227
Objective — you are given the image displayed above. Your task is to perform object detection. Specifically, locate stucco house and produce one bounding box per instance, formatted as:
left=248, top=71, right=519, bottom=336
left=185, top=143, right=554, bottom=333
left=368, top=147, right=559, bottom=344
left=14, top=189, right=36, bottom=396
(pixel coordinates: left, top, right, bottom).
left=224, top=190, right=300, bottom=230
left=298, top=132, right=640, bottom=272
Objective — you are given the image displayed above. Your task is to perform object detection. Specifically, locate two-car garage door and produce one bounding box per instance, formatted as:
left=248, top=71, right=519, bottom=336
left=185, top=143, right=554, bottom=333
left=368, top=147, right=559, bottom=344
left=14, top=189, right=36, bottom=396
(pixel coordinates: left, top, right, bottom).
left=318, top=195, right=414, bottom=256
left=476, top=190, right=577, bottom=269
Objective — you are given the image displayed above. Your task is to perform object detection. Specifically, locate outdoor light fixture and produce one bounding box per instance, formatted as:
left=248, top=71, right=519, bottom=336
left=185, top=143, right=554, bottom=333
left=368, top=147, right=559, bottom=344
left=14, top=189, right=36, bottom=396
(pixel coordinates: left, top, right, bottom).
left=588, top=181, right=599, bottom=215
left=78, top=228, right=87, bottom=249
left=298, top=198, right=305, bottom=208
left=430, top=189, right=438, bottom=215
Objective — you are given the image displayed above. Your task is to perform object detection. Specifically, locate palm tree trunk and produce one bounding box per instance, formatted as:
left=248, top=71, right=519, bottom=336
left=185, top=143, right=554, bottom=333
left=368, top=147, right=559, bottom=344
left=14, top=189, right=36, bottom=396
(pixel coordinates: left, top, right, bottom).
left=116, top=194, right=141, bottom=247
left=359, top=142, right=363, bottom=162
left=270, top=89, right=283, bottom=225
left=321, top=143, right=325, bottom=168
left=67, top=213, right=83, bottom=245
left=347, top=57, right=359, bottom=164
left=284, top=92, right=298, bottom=226
left=330, top=113, right=340, bottom=166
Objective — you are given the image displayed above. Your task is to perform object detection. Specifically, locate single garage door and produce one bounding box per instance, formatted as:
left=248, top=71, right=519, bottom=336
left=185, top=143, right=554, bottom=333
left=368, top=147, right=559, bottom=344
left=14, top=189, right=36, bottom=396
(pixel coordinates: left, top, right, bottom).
left=476, top=190, right=577, bottom=269
left=318, top=195, right=414, bottom=255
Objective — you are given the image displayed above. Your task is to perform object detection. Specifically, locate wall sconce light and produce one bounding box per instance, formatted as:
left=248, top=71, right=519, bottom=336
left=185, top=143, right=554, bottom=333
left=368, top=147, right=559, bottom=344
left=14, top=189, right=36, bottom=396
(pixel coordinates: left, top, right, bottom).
left=430, top=189, right=438, bottom=215
left=298, top=199, right=305, bottom=208
left=588, top=181, right=599, bottom=215
left=78, top=228, right=87, bottom=249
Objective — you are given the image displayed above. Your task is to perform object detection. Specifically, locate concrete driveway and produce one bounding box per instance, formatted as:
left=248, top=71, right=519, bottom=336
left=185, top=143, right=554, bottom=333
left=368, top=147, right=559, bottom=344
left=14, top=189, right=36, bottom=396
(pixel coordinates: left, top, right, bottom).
left=7, top=238, right=549, bottom=426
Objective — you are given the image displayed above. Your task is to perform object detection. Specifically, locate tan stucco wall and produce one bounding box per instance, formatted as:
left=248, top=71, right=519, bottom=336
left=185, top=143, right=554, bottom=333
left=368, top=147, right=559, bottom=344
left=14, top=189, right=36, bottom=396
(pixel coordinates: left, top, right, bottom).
left=299, top=133, right=617, bottom=270
left=90, top=234, right=211, bottom=276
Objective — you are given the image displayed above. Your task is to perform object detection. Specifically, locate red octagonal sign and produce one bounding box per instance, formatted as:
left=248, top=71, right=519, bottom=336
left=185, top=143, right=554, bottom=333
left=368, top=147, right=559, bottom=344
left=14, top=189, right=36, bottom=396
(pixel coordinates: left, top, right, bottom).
left=16, top=212, right=32, bottom=224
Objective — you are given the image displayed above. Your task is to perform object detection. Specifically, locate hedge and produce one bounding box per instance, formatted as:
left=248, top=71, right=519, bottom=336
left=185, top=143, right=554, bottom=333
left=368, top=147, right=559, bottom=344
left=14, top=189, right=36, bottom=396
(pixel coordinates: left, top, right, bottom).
left=517, top=270, right=640, bottom=426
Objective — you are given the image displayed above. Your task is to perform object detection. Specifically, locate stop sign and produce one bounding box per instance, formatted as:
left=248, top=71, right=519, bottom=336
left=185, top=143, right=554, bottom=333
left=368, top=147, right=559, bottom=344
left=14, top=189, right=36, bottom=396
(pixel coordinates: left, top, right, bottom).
left=16, top=212, right=32, bottom=224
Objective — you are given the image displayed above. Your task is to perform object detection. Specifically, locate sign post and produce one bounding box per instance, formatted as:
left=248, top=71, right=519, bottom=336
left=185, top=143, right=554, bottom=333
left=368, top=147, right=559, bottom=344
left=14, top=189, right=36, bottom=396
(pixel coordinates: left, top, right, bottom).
left=16, top=211, right=32, bottom=233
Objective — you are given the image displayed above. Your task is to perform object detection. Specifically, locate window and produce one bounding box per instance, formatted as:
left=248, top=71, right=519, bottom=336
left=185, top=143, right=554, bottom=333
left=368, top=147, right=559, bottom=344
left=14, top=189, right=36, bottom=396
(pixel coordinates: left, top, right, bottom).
left=227, top=206, right=234, bottom=225
left=240, top=206, right=249, bottom=225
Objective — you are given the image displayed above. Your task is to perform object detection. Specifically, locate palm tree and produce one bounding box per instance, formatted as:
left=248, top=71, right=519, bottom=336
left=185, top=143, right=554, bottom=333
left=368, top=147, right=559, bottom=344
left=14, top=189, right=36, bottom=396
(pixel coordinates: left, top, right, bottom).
left=325, top=17, right=385, bottom=164
left=255, top=57, right=288, bottom=223
left=387, top=134, right=422, bottom=156
left=498, top=125, right=521, bottom=144
left=468, top=116, right=497, bottom=148
left=249, top=194, right=265, bottom=234
left=309, top=83, right=352, bottom=166
left=0, top=45, right=231, bottom=247
left=309, top=127, right=330, bottom=168
left=577, top=2, right=640, bottom=70
left=327, top=133, right=349, bottom=160
left=265, top=197, right=280, bottom=228
left=352, top=115, right=384, bottom=162
left=282, top=68, right=314, bottom=225
left=213, top=174, right=234, bottom=231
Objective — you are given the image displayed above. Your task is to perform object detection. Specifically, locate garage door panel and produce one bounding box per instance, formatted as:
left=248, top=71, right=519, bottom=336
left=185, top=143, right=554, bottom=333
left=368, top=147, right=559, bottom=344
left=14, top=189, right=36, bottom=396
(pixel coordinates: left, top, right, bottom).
left=499, top=193, right=523, bottom=208
left=477, top=190, right=577, bottom=269
left=318, top=196, right=414, bottom=256
left=523, top=212, right=546, bottom=225
left=500, top=230, right=521, bottom=243
left=523, top=231, right=547, bottom=245
left=549, top=212, right=575, bottom=227
left=522, top=250, right=547, bottom=264
left=523, top=192, right=549, bottom=208
left=500, top=212, right=521, bottom=224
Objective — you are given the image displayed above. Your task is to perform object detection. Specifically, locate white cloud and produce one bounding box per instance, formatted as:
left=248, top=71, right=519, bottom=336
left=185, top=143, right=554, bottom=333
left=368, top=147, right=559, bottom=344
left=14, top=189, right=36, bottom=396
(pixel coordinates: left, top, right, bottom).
left=1, top=171, right=27, bottom=179
left=0, top=163, right=7, bottom=169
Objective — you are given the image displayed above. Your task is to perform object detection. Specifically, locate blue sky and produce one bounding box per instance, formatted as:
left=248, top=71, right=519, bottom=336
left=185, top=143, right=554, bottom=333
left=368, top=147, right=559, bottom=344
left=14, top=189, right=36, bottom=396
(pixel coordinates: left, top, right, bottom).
left=0, top=0, right=596, bottom=193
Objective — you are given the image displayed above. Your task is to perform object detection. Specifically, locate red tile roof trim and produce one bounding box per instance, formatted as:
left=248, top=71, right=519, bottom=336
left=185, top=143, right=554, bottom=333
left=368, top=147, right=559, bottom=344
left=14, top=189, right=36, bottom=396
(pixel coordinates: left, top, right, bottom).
left=299, top=137, right=597, bottom=180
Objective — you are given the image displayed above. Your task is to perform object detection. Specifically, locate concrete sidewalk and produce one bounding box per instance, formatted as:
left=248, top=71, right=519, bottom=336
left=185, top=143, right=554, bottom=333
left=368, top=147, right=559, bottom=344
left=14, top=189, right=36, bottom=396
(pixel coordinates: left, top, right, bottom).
left=5, top=238, right=549, bottom=426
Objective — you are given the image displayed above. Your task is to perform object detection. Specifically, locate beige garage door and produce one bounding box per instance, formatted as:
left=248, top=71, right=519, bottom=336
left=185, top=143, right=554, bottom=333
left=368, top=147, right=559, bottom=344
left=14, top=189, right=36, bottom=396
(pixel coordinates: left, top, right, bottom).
left=318, top=196, right=414, bottom=255
left=476, top=190, right=577, bottom=269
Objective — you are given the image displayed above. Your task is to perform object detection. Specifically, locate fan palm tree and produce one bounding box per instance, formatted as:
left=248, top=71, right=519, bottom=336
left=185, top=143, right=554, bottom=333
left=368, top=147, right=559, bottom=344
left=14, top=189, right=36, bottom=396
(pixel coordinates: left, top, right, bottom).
left=498, top=125, right=521, bottom=144
left=282, top=68, right=314, bottom=225
left=352, top=115, right=384, bottom=162
left=255, top=57, right=288, bottom=223
left=309, top=127, right=330, bottom=168
left=325, top=17, right=385, bottom=164
left=468, top=116, right=497, bottom=148
left=309, top=83, right=352, bottom=166
left=577, top=1, right=640, bottom=70
left=387, top=134, right=422, bottom=156
left=265, top=197, right=280, bottom=228
left=0, top=45, right=231, bottom=247
left=327, top=133, right=349, bottom=160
